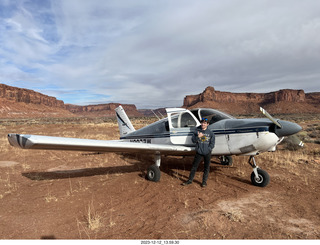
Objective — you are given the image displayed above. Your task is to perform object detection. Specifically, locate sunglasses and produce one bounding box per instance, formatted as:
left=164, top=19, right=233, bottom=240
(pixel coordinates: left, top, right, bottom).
left=201, top=118, right=208, bottom=122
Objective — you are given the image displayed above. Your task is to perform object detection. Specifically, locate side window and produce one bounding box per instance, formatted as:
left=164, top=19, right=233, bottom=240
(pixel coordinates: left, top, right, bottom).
left=200, top=109, right=226, bottom=125
left=171, top=114, right=179, bottom=128
left=171, top=112, right=197, bottom=128
left=180, top=112, right=197, bottom=127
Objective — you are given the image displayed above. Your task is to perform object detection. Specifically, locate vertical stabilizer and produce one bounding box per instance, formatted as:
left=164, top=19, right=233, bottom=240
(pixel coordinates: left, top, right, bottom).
left=115, top=105, right=135, bottom=137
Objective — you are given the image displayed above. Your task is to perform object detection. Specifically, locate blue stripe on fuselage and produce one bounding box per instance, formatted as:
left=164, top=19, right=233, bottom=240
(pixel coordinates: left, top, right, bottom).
left=120, top=126, right=269, bottom=140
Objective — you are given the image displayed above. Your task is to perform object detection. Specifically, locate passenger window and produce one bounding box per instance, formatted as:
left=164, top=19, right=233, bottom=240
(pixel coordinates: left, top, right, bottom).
left=171, top=114, right=179, bottom=128
left=180, top=112, right=197, bottom=127
left=171, top=112, right=197, bottom=128
left=200, top=111, right=225, bottom=124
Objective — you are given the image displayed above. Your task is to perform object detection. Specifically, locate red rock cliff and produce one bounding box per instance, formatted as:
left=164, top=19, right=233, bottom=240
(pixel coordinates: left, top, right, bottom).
left=183, top=86, right=319, bottom=114
left=0, top=84, right=143, bottom=118
left=184, top=86, right=306, bottom=106
left=0, top=84, right=65, bottom=108
left=66, top=103, right=143, bottom=117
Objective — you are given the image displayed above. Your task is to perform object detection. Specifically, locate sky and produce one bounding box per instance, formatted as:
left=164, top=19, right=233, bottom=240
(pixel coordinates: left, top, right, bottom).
left=0, top=0, right=320, bottom=109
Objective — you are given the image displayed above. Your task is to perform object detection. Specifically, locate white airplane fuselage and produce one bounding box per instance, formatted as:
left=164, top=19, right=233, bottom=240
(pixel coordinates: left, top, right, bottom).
left=121, top=123, right=280, bottom=156
left=118, top=107, right=293, bottom=156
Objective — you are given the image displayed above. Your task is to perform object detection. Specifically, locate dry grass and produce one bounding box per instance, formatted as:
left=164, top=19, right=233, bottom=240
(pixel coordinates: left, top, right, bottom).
left=223, top=209, right=243, bottom=222
left=0, top=115, right=319, bottom=239
left=76, top=201, right=105, bottom=239
left=86, top=202, right=103, bottom=231
left=44, top=192, right=58, bottom=203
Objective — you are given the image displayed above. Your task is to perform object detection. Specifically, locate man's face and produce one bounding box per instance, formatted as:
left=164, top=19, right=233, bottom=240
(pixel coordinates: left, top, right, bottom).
left=201, top=121, right=209, bottom=130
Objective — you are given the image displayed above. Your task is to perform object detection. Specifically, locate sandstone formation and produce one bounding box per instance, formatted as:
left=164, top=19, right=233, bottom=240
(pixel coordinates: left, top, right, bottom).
left=183, top=86, right=320, bottom=114
left=0, top=84, right=74, bottom=118
left=1, top=83, right=319, bottom=118
left=66, top=103, right=143, bottom=117
left=0, top=83, right=142, bottom=118
left=0, top=84, right=65, bottom=108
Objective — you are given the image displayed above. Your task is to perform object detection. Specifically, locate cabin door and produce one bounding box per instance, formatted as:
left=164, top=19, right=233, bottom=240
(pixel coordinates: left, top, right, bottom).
left=166, top=108, right=200, bottom=145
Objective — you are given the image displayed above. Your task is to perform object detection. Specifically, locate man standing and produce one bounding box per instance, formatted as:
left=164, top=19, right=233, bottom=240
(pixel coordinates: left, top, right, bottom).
left=182, top=118, right=215, bottom=187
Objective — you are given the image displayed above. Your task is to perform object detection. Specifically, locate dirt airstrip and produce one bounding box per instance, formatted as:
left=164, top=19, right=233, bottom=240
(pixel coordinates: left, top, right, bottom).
left=0, top=117, right=319, bottom=239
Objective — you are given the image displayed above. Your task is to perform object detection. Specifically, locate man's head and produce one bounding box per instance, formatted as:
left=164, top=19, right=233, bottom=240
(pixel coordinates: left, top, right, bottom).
left=200, top=118, right=209, bottom=130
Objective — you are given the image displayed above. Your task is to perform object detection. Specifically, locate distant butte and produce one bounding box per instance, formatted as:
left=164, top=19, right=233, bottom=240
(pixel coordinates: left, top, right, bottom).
left=0, top=83, right=141, bottom=118
left=183, top=86, right=320, bottom=114
left=0, top=83, right=319, bottom=118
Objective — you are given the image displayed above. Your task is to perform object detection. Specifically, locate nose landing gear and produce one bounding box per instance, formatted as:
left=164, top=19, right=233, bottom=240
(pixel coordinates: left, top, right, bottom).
left=248, top=156, right=270, bottom=187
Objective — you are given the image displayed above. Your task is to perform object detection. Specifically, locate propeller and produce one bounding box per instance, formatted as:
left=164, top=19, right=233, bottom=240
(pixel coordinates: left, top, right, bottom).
left=260, top=107, right=304, bottom=147
left=260, top=107, right=282, bottom=128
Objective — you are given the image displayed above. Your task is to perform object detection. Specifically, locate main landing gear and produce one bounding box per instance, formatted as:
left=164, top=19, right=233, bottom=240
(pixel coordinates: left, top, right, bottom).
left=145, top=153, right=270, bottom=187
left=146, top=152, right=161, bottom=182
left=219, top=155, right=233, bottom=166
left=248, top=156, right=270, bottom=187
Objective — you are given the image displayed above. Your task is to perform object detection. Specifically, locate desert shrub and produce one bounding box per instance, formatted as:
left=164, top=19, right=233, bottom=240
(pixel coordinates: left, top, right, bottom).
left=310, top=148, right=320, bottom=155
left=282, top=135, right=304, bottom=151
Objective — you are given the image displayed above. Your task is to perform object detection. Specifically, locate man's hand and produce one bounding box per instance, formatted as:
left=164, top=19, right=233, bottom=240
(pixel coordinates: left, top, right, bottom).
left=198, top=132, right=204, bottom=138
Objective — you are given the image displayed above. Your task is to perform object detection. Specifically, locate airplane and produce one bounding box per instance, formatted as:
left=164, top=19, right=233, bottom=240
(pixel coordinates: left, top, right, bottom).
left=7, top=105, right=302, bottom=187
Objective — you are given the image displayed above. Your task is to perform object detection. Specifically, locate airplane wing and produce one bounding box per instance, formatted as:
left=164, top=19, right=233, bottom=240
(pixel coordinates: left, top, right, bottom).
left=8, top=134, right=195, bottom=155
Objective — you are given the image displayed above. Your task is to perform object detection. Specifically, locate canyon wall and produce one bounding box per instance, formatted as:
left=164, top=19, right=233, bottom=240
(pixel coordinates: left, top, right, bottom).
left=183, top=86, right=320, bottom=114
left=66, top=103, right=143, bottom=117
left=1, top=83, right=319, bottom=118
left=0, top=84, right=65, bottom=108
left=0, top=84, right=142, bottom=118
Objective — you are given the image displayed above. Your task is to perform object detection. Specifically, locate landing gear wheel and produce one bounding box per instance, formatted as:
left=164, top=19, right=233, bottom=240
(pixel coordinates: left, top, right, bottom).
left=146, top=164, right=161, bottom=182
left=251, top=169, right=270, bottom=187
left=220, top=156, right=233, bottom=166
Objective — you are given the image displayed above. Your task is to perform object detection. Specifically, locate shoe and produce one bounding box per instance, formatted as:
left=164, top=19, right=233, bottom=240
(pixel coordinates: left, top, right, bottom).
left=182, top=180, right=192, bottom=186
left=201, top=182, right=207, bottom=188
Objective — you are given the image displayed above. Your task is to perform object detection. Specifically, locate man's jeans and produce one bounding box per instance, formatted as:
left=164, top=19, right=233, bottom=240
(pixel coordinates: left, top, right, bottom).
left=188, top=152, right=211, bottom=183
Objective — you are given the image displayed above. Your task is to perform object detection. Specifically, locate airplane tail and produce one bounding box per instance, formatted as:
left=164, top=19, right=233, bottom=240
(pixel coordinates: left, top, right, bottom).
left=115, top=105, right=135, bottom=137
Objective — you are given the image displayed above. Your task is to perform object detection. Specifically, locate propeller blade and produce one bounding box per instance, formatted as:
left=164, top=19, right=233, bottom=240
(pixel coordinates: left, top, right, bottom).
left=260, top=107, right=282, bottom=128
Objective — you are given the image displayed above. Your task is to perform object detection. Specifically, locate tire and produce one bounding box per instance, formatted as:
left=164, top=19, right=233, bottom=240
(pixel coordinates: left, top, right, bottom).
left=220, top=156, right=233, bottom=166
left=251, top=168, right=270, bottom=187
left=146, top=164, right=161, bottom=182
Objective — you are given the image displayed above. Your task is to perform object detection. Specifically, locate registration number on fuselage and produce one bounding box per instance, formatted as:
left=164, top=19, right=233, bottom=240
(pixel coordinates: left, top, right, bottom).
left=130, top=138, right=151, bottom=143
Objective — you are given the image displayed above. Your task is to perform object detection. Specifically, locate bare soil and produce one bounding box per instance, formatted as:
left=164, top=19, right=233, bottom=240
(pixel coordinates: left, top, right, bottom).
left=0, top=118, right=319, bottom=239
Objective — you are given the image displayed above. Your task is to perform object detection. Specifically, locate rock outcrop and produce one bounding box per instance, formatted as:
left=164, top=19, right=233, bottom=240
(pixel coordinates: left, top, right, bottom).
left=183, top=86, right=320, bottom=114
left=66, top=103, right=143, bottom=117
left=0, top=83, right=75, bottom=118
left=0, top=84, right=65, bottom=108
left=1, top=83, right=319, bottom=118
left=0, top=83, right=142, bottom=118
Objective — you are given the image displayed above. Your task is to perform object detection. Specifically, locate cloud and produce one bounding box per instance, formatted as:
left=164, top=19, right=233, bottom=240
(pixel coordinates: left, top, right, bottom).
left=1, top=0, right=320, bottom=108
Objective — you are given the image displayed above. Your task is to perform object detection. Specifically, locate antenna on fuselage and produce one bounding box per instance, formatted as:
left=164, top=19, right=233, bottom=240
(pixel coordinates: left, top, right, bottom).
left=151, top=110, right=160, bottom=120
left=158, top=111, right=164, bottom=119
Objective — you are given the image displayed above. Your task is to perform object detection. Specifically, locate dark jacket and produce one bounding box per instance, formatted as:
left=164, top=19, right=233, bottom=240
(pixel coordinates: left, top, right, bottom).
left=192, top=126, right=215, bottom=155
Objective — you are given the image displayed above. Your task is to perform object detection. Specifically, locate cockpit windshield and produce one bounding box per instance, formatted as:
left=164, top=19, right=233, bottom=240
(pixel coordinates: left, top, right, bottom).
left=191, top=108, right=234, bottom=125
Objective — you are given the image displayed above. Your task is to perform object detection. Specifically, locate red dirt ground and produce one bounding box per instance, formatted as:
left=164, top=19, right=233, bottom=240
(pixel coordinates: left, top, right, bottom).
left=0, top=119, right=319, bottom=239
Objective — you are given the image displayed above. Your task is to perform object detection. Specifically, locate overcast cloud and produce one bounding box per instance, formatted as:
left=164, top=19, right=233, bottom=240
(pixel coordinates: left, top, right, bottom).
left=1, top=0, right=319, bottom=108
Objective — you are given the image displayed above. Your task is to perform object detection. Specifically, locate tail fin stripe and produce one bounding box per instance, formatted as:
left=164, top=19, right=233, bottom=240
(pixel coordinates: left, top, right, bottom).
left=115, top=105, right=135, bottom=137
left=116, top=112, right=131, bottom=130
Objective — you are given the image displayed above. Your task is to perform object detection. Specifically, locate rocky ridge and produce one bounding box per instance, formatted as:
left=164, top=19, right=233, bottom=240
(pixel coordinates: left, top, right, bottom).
left=1, top=83, right=319, bottom=118
left=0, top=84, right=140, bottom=118
left=66, top=103, right=142, bottom=117
left=183, top=86, right=320, bottom=114
left=0, top=84, right=64, bottom=108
